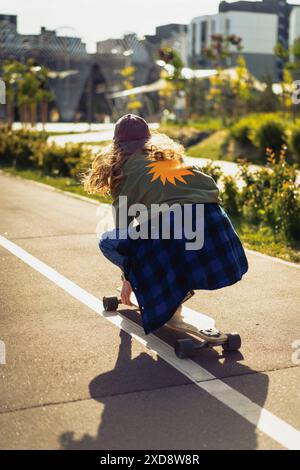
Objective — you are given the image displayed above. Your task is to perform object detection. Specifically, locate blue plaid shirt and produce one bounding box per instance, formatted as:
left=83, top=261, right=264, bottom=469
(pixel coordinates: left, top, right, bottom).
left=119, top=203, right=248, bottom=335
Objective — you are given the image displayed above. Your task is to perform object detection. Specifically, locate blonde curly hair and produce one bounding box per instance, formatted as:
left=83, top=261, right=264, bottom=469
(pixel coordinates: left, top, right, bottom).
left=83, top=132, right=185, bottom=197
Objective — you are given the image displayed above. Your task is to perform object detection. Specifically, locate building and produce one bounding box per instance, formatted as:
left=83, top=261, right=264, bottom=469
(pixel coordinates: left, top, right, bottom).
left=96, top=33, right=154, bottom=86
left=145, top=23, right=188, bottom=64
left=289, top=6, right=300, bottom=48
left=0, top=16, right=159, bottom=121
left=96, top=33, right=160, bottom=116
left=0, top=15, right=91, bottom=121
left=188, top=0, right=300, bottom=79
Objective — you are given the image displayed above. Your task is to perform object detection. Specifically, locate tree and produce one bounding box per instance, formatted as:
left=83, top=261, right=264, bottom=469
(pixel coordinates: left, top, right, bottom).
left=208, top=70, right=234, bottom=124
left=120, top=66, right=142, bottom=113
left=2, top=60, right=25, bottom=128
left=185, top=78, right=209, bottom=118
left=2, top=58, right=53, bottom=128
left=34, top=65, right=54, bottom=128
left=202, top=36, right=253, bottom=123
left=202, top=34, right=243, bottom=68
left=256, top=74, right=279, bottom=113
left=17, top=59, right=41, bottom=127
left=158, top=47, right=186, bottom=119
left=208, top=56, right=254, bottom=124
left=159, top=47, right=185, bottom=88
left=231, top=56, right=255, bottom=117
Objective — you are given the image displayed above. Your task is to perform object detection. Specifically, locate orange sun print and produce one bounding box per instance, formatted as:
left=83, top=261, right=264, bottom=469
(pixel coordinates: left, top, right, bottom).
left=146, top=160, right=195, bottom=186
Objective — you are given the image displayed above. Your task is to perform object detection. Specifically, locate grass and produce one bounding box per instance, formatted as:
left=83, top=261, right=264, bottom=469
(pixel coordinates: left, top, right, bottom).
left=1, top=166, right=299, bottom=264
left=187, top=130, right=229, bottom=160
left=162, top=117, right=224, bottom=133
left=185, top=117, right=224, bottom=132
left=45, top=130, right=94, bottom=136
left=78, top=141, right=112, bottom=147
left=232, top=217, right=300, bottom=264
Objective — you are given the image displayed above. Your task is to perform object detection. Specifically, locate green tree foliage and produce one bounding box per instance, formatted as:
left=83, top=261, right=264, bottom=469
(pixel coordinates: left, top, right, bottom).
left=208, top=56, right=255, bottom=123
left=202, top=34, right=243, bottom=67
left=120, top=66, right=142, bottom=113
left=2, top=59, right=54, bottom=128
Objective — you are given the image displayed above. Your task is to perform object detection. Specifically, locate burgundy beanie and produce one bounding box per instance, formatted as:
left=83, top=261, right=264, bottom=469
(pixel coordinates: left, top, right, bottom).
left=113, top=114, right=151, bottom=154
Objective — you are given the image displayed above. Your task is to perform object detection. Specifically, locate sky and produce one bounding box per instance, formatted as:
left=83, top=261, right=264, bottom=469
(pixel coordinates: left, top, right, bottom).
left=1, top=0, right=300, bottom=52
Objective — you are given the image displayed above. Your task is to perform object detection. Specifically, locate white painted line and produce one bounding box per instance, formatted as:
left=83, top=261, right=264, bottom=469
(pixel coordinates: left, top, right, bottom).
left=1, top=234, right=300, bottom=450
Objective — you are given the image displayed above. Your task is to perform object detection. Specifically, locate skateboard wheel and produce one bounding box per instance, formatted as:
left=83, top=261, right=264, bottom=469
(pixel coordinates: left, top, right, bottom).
left=103, top=296, right=119, bottom=311
left=222, top=333, right=241, bottom=352
left=175, top=339, right=196, bottom=359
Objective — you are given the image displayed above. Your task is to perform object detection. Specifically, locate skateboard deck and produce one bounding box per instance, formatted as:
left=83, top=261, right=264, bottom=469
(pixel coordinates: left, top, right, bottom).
left=103, top=288, right=241, bottom=358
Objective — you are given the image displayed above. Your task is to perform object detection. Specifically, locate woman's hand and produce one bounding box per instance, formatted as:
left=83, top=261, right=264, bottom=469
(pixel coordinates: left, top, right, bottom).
left=121, top=279, right=133, bottom=306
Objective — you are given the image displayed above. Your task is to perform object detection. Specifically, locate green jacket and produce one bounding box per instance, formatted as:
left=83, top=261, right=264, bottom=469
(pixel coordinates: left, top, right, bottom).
left=112, top=152, right=220, bottom=228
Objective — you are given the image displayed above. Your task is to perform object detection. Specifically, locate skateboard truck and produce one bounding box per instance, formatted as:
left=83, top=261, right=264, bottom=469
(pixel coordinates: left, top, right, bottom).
left=174, top=331, right=241, bottom=359
left=103, top=296, right=121, bottom=312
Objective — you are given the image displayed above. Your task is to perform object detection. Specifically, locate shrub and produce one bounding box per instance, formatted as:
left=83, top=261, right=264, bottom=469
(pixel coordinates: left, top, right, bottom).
left=272, top=181, right=300, bottom=241
left=159, top=126, right=211, bottom=147
left=238, top=148, right=300, bottom=241
left=37, top=143, right=87, bottom=177
left=0, top=127, right=15, bottom=166
left=238, top=164, right=270, bottom=224
left=0, top=127, right=47, bottom=168
left=0, top=127, right=93, bottom=178
left=227, top=114, right=300, bottom=165
left=230, top=122, right=252, bottom=146
left=199, top=161, right=223, bottom=183
left=70, top=147, right=94, bottom=179
left=254, top=120, right=287, bottom=155
left=220, top=176, right=240, bottom=216
left=290, top=126, right=300, bottom=164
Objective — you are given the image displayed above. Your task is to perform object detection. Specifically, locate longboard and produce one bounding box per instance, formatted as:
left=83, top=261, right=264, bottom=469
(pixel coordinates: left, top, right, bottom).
left=103, top=289, right=241, bottom=359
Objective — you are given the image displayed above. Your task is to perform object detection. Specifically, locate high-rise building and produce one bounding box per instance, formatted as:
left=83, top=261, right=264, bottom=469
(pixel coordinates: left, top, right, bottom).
left=188, top=0, right=300, bottom=79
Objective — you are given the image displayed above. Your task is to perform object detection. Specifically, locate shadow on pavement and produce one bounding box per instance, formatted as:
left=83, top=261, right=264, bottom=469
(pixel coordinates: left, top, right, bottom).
left=59, top=319, right=269, bottom=450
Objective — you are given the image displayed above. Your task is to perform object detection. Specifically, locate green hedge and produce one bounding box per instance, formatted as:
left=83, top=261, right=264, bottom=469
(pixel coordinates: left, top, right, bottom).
left=229, top=114, right=298, bottom=164
left=291, top=126, right=300, bottom=163
left=236, top=153, right=299, bottom=241
left=0, top=126, right=93, bottom=177
left=159, top=125, right=211, bottom=147
left=0, top=127, right=47, bottom=168
left=204, top=153, right=300, bottom=242
left=254, top=120, right=287, bottom=155
left=229, top=121, right=253, bottom=147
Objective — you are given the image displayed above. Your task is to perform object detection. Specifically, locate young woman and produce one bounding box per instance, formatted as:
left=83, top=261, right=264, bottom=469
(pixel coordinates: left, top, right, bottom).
left=84, top=114, right=248, bottom=335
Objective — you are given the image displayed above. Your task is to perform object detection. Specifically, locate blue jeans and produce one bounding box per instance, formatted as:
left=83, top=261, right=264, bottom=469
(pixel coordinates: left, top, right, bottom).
left=99, top=229, right=126, bottom=271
